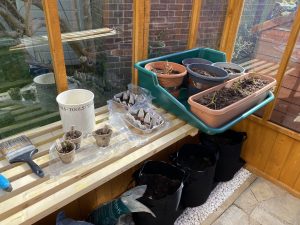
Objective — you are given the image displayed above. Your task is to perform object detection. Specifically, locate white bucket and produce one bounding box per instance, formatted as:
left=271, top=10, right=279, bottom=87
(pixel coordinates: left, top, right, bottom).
left=56, top=89, right=95, bottom=134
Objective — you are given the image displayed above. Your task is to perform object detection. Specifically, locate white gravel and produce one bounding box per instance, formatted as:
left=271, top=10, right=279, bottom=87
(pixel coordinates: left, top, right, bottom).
left=175, top=168, right=252, bottom=225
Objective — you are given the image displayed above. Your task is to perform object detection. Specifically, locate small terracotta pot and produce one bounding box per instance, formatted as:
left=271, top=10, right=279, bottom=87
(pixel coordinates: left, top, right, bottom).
left=145, top=61, right=187, bottom=97
left=56, top=142, right=76, bottom=164
left=63, top=130, right=83, bottom=150
left=92, top=128, right=113, bottom=147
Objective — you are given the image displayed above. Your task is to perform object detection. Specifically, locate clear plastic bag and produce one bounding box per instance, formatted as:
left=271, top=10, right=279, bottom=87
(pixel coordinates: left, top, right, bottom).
left=47, top=119, right=139, bottom=177
left=108, top=101, right=170, bottom=148
left=112, top=84, right=154, bottom=112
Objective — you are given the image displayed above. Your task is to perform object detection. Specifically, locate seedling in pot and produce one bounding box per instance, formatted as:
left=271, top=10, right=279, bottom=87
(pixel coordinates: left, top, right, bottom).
left=150, top=61, right=176, bottom=75
left=92, top=125, right=113, bottom=147
left=55, top=139, right=76, bottom=164
left=64, top=126, right=82, bottom=150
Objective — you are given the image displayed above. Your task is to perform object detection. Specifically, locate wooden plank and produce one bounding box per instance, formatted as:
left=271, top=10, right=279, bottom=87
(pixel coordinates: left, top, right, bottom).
left=263, top=133, right=294, bottom=178
left=15, top=109, right=48, bottom=122
left=247, top=115, right=300, bottom=142
left=249, top=62, right=275, bottom=73
left=253, top=127, right=278, bottom=171
left=239, top=59, right=259, bottom=67
left=0, top=112, right=60, bottom=138
left=243, top=60, right=266, bottom=70
left=219, top=0, right=234, bottom=53
left=11, top=105, right=41, bottom=116
left=132, top=0, right=146, bottom=85
left=279, top=141, right=300, bottom=187
left=1, top=123, right=197, bottom=225
left=220, top=0, right=245, bottom=61
left=42, top=0, right=68, bottom=93
left=263, top=7, right=300, bottom=120
left=258, top=64, right=279, bottom=75
left=187, top=0, right=202, bottom=49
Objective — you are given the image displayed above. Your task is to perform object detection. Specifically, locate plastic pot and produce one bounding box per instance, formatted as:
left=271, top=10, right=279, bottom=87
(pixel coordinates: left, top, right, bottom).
left=172, top=144, right=217, bottom=207
left=145, top=61, right=187, bottom=98
left=133, top=161, right=185, bottom=225
left=186, top=63, right=229, bottom=95
left=200, top=130, right=247, bottom=182
left=188, top=73, right=277, bottom=128
left=212, top=62, right=245, bottom=79
left=56, top=141, right=76, bottom=164
left=92, top=127, right=113, bottom=147
left=34, top=73, right=58, bottom=111
left=182, top=58, right=212, bottom=66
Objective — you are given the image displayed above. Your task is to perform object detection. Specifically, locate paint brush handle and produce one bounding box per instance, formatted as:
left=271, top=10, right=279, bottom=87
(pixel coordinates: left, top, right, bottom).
left=0, top=174, right=12, bottom=192
left=27, top=159, right=44, bottom=178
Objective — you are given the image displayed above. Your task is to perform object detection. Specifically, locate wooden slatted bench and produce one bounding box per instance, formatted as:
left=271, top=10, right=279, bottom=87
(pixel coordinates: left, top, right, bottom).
left=0, top=105, right=198, bottom=225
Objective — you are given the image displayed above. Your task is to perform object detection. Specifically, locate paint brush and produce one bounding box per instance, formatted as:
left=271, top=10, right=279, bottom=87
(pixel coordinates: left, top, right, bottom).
left=0, top=135, right=44, bottom=177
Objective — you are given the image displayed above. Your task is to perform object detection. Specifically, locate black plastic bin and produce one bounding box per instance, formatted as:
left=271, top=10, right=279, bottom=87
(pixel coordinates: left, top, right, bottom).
left=133, top=161, right=185, bottom=225
left=172, top=144, right=217, bottom=207
left=200, top=130, right=247, bottom=182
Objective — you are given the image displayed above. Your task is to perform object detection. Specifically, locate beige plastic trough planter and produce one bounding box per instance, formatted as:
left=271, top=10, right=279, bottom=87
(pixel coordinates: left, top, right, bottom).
left=188, top=73, right=276, bottom=128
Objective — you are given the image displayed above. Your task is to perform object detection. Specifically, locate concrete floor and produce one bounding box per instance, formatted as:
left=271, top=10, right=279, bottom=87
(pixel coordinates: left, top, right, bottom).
left=212, top=177, right=300, bottom=225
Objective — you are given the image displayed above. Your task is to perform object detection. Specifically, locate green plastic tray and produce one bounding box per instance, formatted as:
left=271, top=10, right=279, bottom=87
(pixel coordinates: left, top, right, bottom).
left=135, top=48, right=274, bottom=134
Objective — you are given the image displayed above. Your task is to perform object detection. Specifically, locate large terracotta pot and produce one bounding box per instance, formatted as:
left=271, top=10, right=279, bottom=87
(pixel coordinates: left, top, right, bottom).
left=145, top=61, right=187, bottom=97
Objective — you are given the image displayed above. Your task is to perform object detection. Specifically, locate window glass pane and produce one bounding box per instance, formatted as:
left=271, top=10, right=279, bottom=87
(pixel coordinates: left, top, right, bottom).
left=270, top=33, right=300, bottom=132
left=0, top=1, right=60, bottom=139
left=232, top=1, right=298, bottom=117
left=148, top=0, right=192, bottom=58
left=57, top=0, right=133, bottom=107
left=197, top=0, right=228, bottom=49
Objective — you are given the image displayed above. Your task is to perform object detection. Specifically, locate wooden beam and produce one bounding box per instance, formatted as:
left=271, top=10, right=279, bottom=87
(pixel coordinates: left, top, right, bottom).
left=187, top=0, right=202, bottom=49
left=263, top=7, right=300, bottom=121
left=219, top=0, right=234, bottom=52
left=42, top=0, right=68, bottom=93
left=132, top=0, right=150, bottom=85
left=219, top=0, right=245, bottom=61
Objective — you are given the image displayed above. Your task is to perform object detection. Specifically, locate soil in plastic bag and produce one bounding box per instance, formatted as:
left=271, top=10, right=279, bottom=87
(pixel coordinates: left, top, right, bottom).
left=139, top=174, right=180, bottom=199
left=179, top=154, right=214, bottom=171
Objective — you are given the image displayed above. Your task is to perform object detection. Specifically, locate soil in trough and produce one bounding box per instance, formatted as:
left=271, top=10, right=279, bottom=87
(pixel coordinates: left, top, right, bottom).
left=139, top=174, right=181, bottom=199
left=190, top=67, right=218, bottom=77
left=196, top=77, right=269, bottom=110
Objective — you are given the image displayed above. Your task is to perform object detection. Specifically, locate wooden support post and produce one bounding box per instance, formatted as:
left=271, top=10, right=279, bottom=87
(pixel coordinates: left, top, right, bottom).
left=187, top=0, right=202, bottom=49
left=219, top=0, right=245, bottom=61
left=42, top=0, right=68, bottom=93
left=263, top=7, right=300, bottom=121
left=132, top=0, right=150, bottom=85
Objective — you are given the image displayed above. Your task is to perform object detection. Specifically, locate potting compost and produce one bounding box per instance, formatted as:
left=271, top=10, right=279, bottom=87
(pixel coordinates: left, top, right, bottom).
left=196, top=77, right=270, bottom=109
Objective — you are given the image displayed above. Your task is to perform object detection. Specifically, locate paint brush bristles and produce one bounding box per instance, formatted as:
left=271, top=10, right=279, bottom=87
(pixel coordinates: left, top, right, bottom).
left=0, top=136, right=35, bottom=161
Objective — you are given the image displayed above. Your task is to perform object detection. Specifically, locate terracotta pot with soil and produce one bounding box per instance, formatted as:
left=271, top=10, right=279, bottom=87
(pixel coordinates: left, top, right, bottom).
left=145, top=61, right=187, bottom=98
left=63, top=126, right=83, bottom=150
left=56, top=140, right=76, bottom=164
left=186, top=63, right=229, bottom=95
left=92, top=125, right=112, bottom=147
left=188, top=73, right=276, bottom=128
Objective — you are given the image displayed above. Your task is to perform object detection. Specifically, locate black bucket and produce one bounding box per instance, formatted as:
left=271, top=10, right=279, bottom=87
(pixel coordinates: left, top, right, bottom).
left=200, top=130, right=247, bottom=182
left=133, top=161, right=185, bottom=225
left=172, top=144, right=217, bottom=207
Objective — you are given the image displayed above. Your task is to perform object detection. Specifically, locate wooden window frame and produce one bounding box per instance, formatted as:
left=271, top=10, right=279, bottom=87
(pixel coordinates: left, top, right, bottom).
left=42, top=0, right=300, bottom=138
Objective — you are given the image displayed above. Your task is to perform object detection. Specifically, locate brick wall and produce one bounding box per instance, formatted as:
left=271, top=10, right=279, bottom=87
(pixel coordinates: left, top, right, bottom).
left=149, top=0, right=193, bottom=55
left=197, top=0, right=228, bottom=49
